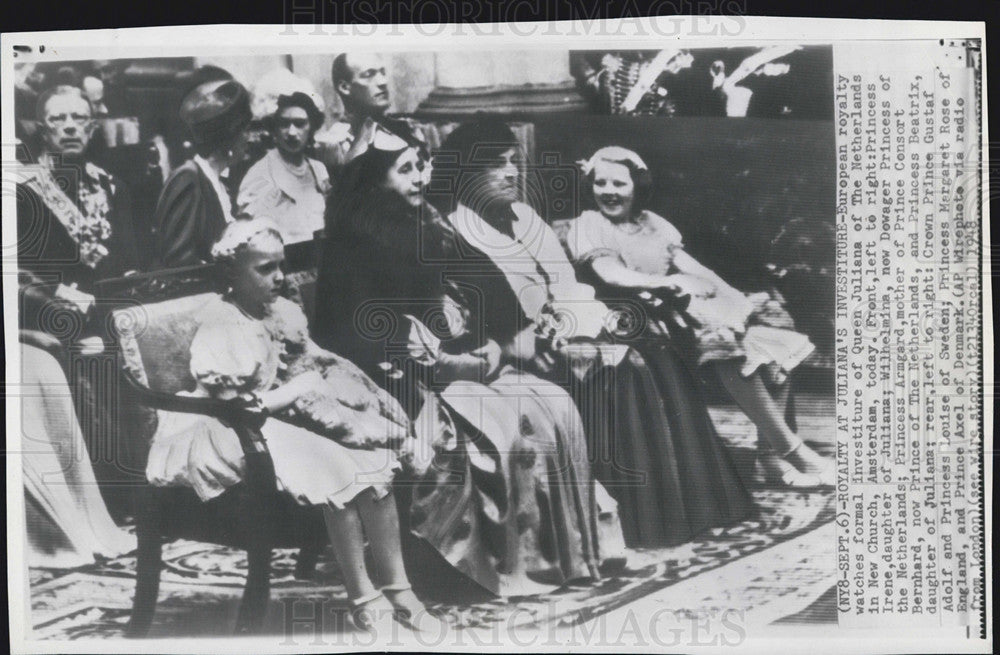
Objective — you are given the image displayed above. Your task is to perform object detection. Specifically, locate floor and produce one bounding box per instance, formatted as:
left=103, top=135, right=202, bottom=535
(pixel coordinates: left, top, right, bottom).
left=26, top=389, right=837, bottom=645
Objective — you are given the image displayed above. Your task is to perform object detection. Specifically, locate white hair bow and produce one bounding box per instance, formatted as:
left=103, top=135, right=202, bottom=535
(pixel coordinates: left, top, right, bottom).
left=211, top=217, right=284, bottom=262
left=577, top=146, right=649, bottom=176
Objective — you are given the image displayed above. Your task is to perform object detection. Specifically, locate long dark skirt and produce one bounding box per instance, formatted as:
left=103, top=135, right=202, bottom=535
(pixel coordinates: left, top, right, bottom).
left=395, top=372, right=623, bottom=598
left=561, top=341, right=755, bottom=548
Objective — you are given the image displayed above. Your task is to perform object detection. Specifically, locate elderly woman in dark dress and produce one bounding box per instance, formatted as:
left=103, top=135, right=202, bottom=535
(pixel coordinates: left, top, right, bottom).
left=425, top=119, right=755, bottom=549
left=313, top=119, right=625, bottom=597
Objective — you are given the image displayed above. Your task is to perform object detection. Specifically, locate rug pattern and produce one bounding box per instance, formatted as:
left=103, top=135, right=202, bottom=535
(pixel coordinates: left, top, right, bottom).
left=28, top=397, right=836, bottom=640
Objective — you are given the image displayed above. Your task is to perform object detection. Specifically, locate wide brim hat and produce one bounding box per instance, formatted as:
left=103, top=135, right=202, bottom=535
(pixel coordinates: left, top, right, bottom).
left=180, top=78, right=252, bottom=147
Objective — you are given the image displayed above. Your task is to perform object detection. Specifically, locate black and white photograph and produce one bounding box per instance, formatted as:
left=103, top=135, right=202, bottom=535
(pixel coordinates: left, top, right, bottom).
left=2, top=18, right=989, bottom=653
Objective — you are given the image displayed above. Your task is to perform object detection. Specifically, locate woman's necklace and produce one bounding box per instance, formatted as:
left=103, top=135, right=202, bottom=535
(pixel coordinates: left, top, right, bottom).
left=284, top=157, right=310, bottom=178
left=611, top=214, right=644, bottom=235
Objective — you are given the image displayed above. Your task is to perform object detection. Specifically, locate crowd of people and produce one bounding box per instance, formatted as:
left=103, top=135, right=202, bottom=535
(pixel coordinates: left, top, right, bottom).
left=16, top=53, right=834, bottom=635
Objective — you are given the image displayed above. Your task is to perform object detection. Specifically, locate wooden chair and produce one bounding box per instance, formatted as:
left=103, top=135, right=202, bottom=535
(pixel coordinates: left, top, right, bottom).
left=112, top=291, right=327, bottom=637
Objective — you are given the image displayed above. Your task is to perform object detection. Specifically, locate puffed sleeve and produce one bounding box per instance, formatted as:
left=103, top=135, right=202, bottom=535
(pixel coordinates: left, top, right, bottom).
left=189, top=305, right=275, bottom=397
left=235, top=158, right=279, bottom=220
left=645, top=211, right=684, bottom=250
left=565, top=210, right=625, bottom=265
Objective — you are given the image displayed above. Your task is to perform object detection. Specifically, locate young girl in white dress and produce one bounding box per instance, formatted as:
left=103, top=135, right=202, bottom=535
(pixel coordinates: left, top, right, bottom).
left=145, top=218, right=441, bottom=634
left=566, top=146, right=834, bottom=487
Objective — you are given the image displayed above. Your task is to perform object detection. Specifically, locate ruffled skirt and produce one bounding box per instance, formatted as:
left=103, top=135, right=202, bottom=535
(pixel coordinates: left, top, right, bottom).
left=147, top=411, right=400, bottom=508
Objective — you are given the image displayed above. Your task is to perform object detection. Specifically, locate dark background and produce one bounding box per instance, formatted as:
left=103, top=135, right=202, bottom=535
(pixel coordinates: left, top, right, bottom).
left=3, top=0, right=996, bottom=34
left=572, top=46, right=834, bottom=119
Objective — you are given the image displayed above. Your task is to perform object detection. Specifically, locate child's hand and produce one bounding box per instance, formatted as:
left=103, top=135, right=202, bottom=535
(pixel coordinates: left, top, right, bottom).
left=327, top=374, right=376, bottom=411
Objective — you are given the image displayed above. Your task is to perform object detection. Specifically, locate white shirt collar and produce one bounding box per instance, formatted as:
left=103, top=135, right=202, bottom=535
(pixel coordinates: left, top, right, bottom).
left=193, top=155, right=234, bottom=222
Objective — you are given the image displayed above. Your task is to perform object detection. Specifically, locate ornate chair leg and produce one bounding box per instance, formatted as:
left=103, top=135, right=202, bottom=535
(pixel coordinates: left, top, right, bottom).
left=235, top=539, right=272, bottom=634
left=235, top=450, right=276, bottom=634
left=294, top=544, right=321, bottom=580
left=785, top=386, right=798, bottom=433
left=125, top=486, right=162, bottom=638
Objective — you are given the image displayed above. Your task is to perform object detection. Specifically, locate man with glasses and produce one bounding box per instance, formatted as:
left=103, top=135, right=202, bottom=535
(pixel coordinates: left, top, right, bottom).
left=16, top=84, right=143, bottom=526
left=17, top=84, right=139, bottom=337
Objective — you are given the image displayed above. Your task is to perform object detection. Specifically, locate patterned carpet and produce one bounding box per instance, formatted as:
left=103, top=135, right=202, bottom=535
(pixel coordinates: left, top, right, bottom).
left=27, top=392, right=836, bottom=641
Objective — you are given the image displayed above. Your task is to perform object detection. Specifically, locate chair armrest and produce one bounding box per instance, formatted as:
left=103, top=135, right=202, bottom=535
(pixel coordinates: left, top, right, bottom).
left=96, top=263, right=219, bottom=304
left=121, top=370, right=270, bottom=456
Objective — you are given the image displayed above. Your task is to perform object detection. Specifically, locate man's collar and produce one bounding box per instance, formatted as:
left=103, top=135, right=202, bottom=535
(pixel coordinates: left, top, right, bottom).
left=193, top=155, right=234, bottom=220
left=37, top=151, right=107, bottom=184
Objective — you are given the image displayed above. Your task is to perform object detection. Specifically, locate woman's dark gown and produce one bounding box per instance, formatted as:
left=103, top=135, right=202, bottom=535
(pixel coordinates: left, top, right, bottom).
left=436, top=201, right=755, bottom=548
left=313, top=191, right=622, bottom=597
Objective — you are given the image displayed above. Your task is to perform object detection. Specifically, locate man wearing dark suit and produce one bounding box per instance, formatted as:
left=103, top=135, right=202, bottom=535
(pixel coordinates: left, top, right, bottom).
left=17, top=84, right=144, bottom=515
left=17, top=84, right=139, bottom=341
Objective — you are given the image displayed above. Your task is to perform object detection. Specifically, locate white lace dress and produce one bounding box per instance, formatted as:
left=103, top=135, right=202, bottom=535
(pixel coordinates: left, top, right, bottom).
left=146, top=296, right=405, bottom=507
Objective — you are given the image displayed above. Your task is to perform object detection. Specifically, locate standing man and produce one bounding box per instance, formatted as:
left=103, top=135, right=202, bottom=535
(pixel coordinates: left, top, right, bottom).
left=314, top=52, right=391, bottom=175
left=236, top=91, right=330, bottom=245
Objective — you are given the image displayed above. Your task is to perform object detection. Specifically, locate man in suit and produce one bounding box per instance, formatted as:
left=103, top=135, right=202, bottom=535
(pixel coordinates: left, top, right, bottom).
left=17, top=84, right=139, bottom=339
left=17, top=84, right=144, bottom=513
